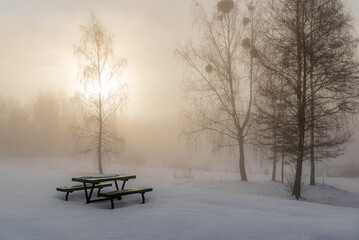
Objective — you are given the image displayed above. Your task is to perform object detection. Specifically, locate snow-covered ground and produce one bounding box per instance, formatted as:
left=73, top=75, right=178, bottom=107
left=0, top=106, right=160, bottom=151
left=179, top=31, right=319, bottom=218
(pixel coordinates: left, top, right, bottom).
left=0, top=164, right=359, bottom=240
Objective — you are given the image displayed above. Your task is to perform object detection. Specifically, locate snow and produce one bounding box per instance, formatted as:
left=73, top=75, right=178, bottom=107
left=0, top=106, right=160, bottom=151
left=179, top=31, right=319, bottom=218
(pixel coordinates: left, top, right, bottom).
left=0, top=164, right=359, bottom=240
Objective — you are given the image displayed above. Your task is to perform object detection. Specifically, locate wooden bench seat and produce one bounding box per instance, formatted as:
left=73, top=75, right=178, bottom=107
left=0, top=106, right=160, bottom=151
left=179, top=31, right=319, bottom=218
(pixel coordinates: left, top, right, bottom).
left=99, top=187, right=153, bottom=209
left=57, top=183, right=112, bottom=201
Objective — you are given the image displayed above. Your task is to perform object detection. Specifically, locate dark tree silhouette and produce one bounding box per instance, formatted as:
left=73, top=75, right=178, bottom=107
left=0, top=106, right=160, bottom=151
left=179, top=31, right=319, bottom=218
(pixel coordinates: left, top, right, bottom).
left=260, top=0, right=359, bottom=198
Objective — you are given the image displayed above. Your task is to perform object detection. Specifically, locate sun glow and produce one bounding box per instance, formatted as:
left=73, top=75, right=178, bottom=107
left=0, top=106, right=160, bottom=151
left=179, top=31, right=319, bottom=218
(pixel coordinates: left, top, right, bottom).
left=78, top=70, right=128, bottom=103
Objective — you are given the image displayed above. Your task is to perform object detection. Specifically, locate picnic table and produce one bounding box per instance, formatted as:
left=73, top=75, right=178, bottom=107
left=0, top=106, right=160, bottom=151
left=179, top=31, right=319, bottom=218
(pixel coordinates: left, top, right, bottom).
left=71, top=174, right=136, bottom=203
left=57, top=174, right=153, bottom=209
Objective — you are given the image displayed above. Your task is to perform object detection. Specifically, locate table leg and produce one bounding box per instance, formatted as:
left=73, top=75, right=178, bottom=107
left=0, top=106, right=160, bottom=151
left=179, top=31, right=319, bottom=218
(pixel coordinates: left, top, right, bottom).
left=83, top=183, right=96, bottom=203
left=83, top=183, right=89, bottom=203
left=121, top=180, right=127, bottom=190
left=141, top=193, right=145, bottom=204
left=114, top=180, right=122, bottom=200
left=88, top=183, right=95, bottom=200
left=110, top=198, right=115, bottom=209
left=65, top=192, right=70, bottom=201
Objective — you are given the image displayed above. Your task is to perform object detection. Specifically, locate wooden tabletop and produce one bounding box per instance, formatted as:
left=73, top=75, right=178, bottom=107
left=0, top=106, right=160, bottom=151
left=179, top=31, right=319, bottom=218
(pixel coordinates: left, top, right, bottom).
left=72, top=174, right=136, bottom=183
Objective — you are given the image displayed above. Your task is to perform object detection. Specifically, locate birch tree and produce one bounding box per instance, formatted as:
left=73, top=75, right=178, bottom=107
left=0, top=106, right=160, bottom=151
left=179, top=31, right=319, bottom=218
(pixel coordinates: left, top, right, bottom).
left=74, top=14, right=127, bottom=174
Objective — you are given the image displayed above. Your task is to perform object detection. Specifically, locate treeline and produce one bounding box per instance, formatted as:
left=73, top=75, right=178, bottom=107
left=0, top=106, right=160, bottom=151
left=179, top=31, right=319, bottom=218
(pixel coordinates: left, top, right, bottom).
left=0, top=90, right=124, bottom=159
left=256, top=0, right=359, bottom=198
left=177, top=0, right=359, bottom=198
left=0, top=91, right=73, bottom=158
left=0, top=91, right=185, bottom=168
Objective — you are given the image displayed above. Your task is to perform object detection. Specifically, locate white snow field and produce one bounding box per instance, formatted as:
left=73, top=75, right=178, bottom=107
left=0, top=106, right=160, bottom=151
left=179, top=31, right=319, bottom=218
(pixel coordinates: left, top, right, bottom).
left=0, top=164, right=359, bottom=240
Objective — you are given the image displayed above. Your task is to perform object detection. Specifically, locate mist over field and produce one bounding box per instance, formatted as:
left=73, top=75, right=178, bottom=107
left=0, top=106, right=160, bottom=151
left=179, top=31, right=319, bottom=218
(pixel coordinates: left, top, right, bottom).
left=0, top=0, right=358, bottom=178
left=1, top=1, right=359, bottom=240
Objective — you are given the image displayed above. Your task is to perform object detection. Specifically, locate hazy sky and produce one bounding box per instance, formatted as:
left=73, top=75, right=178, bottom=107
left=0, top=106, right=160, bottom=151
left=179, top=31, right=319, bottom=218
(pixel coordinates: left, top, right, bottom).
left=0, top=0, right=196, bottom=120
left=0, top=0, right=359, bottom=121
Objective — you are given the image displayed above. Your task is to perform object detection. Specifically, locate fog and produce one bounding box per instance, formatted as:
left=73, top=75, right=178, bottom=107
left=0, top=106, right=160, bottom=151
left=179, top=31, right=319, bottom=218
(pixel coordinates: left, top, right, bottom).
left=1, top=0, right=359, bottom=177
left=0, top=0, right=194, bottom=119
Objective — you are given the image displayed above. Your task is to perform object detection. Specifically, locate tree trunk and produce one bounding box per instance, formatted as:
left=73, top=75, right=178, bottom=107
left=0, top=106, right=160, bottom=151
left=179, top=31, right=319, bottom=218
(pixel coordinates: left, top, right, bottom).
left=281, top=148, right=284, bottom=183
left=97, top=93, right=103, bottom=174
left=292, top=150, right=303, bottom=199
left=292, top=0, right=306, bottom=199
left=310, top=148, right=315, bottom=185
left=292, top=110, right=305, bottom=199
left=272, top=147, right=277, bottom=181
left=271, top=126, right=278, bottom=181
left=239, top=139, right=247, bottom=181
left=309, top=67, right=315, bottom=185
left=309, top=0, right=315, bottom=186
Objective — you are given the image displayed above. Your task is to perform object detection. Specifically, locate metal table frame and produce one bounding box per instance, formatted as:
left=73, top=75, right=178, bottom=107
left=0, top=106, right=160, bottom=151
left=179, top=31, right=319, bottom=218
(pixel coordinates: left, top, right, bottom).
left=72, top=175, right=136, bottom=203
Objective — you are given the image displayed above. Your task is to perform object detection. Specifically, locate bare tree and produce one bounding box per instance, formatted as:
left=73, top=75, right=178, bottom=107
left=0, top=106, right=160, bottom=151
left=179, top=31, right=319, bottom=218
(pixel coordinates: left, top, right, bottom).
left=176, top=0, right=260, bottom=181
left=74, top=14, right=127, bottom=174
left=254, top=68, right=290, bottom=182
left=260, top=0, right=359, bottom=198
left=305, top=0, right=359, bottom=185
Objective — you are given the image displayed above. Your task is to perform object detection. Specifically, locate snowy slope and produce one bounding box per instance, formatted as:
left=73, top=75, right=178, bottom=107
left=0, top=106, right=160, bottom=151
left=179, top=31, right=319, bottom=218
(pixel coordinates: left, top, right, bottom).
left=0, top=165, right=358, bottom=240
